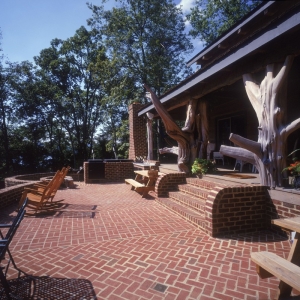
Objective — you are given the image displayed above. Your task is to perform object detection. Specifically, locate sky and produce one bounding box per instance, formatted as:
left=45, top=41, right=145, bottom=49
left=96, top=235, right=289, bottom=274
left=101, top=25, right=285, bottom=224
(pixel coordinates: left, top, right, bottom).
left=0, top=0, right=199, bottom=65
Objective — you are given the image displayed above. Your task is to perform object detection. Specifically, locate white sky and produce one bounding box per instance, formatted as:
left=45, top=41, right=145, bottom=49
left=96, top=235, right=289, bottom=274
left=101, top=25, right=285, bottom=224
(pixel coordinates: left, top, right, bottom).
left=0, top=0, right=199, bottom=64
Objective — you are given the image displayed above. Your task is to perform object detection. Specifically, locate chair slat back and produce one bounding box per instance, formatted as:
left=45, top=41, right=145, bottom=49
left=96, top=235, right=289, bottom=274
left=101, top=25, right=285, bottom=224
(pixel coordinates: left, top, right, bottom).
left=48, top=166, right=70, bottom=195
left=0, top=198, right=27, bottom=259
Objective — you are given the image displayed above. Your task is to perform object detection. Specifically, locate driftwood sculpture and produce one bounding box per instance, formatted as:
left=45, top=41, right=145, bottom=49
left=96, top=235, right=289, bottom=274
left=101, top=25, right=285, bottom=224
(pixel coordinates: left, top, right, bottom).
left=146, top=112, right=154, bottom=160
left=144, top=84, right=208, bottom=173
left=220, top=55, right=300, bottom=188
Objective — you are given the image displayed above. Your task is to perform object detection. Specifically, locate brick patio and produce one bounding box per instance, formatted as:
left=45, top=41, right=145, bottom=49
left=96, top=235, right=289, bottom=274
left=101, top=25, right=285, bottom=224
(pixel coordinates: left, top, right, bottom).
left=0, top=181, right=299, bottom=299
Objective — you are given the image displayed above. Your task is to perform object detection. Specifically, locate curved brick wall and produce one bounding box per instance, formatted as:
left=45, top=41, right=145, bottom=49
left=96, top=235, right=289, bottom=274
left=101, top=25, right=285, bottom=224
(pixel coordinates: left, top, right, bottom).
left=0, top=172, right=56, bottom=209
left=208, top=185, right=269, bottom=236
left=5, top=172, right=56, bottom=188
left=155, top=175, right=300, bottom=237
left=156, top=173, right=186, bottom=197
left=0, top=183, right=34, bottom=209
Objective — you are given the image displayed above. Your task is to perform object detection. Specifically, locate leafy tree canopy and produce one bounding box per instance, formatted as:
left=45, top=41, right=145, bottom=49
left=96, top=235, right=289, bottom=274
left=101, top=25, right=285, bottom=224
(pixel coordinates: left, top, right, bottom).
left=187, top=0, right=262, bottom=46
left=87, top=0, right=193, bottom=99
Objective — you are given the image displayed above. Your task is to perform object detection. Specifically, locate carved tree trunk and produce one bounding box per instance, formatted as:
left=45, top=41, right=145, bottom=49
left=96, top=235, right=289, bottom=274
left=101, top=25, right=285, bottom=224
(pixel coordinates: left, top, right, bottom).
left=197, top=101, right=209, bottom=159
left=146, top=112, right=154, bottom=160
left=144, top=85, right=208, bottom=173
left=220, top=56, right=300, bottom=188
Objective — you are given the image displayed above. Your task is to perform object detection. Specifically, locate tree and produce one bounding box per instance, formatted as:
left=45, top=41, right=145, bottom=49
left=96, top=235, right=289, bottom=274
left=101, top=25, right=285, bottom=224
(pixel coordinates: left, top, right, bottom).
left=220, top=56, right=300, bottom=188
left=33, top=26, right=108, bottom=166
left=4, top=60, right=64, bottom=172
left=87, top=0, right=193, bottom=100
left=187, top=0, right=262, bottom=46
left=0, top=35, right=11, bottom=174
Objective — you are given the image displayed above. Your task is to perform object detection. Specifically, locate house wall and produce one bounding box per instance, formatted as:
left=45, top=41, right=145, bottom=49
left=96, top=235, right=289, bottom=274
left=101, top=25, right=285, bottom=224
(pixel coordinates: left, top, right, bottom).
left=205, top=80, right=258, bottom=153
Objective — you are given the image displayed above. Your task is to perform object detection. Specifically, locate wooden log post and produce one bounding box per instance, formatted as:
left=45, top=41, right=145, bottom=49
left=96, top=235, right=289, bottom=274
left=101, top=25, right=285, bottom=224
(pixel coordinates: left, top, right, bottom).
left=146, top=112, right=154, bottom=160
left=220, top=56, right=300, bottom=188
left=144, top=85, right=209, bottom=174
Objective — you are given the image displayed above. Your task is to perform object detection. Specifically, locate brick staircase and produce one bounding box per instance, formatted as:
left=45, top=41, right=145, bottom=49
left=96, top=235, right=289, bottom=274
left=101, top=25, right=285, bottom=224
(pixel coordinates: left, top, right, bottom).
left=156, top=173, right=270, bottom=236
left=156, top=177, right=217, bottom=232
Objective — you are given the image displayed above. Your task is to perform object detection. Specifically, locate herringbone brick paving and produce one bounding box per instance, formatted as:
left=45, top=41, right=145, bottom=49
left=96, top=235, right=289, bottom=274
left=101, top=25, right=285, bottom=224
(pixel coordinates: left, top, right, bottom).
left=1, top=182, right=299, bottom=299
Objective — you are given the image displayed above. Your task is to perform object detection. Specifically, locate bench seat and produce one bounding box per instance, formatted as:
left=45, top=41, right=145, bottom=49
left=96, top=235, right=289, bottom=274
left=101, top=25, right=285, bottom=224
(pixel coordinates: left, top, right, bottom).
left=125, top=179, right=145, bottom=188
left=125, top=179, right=155, bottom=198
left=251, top=251, right=300, bottom=291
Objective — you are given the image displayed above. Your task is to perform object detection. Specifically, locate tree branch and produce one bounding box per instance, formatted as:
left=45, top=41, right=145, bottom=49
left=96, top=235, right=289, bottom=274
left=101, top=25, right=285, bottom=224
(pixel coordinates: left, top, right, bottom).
left=159, top=146, right=178, bottom=155
left=220, top=145, right=256, bottom=165
left=243, top=73, right=261, bottom=119
left=229, top=133, right=262, bottom=158
left=144, top=83, right=190, bottom=140
left=273, top=55, right=294, bottom=93
left=282, top=117, right=300, bottom=137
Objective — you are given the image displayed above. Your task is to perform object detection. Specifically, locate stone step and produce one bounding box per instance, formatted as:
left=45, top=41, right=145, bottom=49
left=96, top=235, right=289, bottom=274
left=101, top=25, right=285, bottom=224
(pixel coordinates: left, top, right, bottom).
left=157, top=197, right=206, bottom=231
left=169, top=191, right=206, bottom=214
left=177, top=183, right=210, bottom=200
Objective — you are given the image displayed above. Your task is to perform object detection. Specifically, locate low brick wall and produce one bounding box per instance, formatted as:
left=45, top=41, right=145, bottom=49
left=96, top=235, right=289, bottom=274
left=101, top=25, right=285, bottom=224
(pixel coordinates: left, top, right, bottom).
left=1, top=172, right=55, bottom=209
left=105, top=162, right=134, bottom=181
left=0, top=183, right=34, bottom=209
left=5, top=172, right=55, bottom=188
left=156, top=175, right=300, bottom=237
left=155, top=173, right=186, bottom=197
left=208, top=185, right=269, bottom=236
left=84, top=161, right=134, bottom=183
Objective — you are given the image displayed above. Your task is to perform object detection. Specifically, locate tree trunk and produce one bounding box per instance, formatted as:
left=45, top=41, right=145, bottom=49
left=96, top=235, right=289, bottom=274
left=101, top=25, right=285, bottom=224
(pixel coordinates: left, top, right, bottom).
left=221, top=56, right=300, bottom=188
left=146, top=112, right=154, bottom=160
left=145, top=85, right=208, bottom=173
left=197, top=101, right=209, bottom=159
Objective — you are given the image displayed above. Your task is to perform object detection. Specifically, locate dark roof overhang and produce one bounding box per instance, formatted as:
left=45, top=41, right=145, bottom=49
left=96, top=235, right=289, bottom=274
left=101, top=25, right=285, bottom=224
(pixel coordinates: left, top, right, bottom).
left=138, top=0, right=300, bottom=117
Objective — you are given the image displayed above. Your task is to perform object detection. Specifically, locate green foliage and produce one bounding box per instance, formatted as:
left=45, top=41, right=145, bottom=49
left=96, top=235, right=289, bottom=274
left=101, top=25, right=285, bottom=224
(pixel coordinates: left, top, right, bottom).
left=0, top=1, right=197, bottom=172
left=33, top=27, right=108, bottom=166
left=187, top=0, right=262, bottom=46
left=88, top=0, right=193, bottom=100
left=282, top=149, right=300, bottom=175
left=191, top=158, right=217, bottom=175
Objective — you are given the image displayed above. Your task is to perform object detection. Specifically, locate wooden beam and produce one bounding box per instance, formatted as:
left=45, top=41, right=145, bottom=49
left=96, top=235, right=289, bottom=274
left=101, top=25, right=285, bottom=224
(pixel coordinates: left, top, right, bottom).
left=202, top=55, right=211, bottom=61
left=264, top=8, right=274, bottom=16
left=237, top=28, right=247, bottom=35
left=218, top=43, right=228, bottom=49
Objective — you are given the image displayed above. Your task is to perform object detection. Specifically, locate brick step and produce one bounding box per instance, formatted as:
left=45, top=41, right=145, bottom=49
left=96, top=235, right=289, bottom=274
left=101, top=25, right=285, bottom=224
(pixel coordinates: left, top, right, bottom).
left=177, top=183, right=210, bottom=200
left=156, top=197, right=206, bottom=232
left=186, top=177, right=218, bottom=190
left=169, top=191, right=206, bottom=214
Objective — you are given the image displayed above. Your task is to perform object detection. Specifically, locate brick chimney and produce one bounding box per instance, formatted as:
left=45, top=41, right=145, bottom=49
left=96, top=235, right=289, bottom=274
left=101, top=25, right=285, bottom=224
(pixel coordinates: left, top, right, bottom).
left=128, top=103, right=147, bottom=160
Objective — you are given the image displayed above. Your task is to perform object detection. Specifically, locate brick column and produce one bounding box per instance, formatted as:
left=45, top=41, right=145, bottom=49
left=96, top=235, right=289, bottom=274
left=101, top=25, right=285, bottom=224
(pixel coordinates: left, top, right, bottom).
left=128, top=103, right=147, bottom=160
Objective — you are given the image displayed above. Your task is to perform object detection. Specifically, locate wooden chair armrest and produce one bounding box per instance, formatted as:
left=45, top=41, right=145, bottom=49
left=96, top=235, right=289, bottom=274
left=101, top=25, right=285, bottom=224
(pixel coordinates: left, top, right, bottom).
left=34, top=183, right=47, bottom=187
left=24, top=188, right=44, bottom=194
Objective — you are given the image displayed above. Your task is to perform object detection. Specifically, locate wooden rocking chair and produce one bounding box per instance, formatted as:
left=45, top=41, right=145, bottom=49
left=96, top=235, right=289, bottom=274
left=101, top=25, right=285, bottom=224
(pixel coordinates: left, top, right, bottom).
left=25, top=167, right=70, bottom=202
left=18, top=167, right=70, bottom=214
